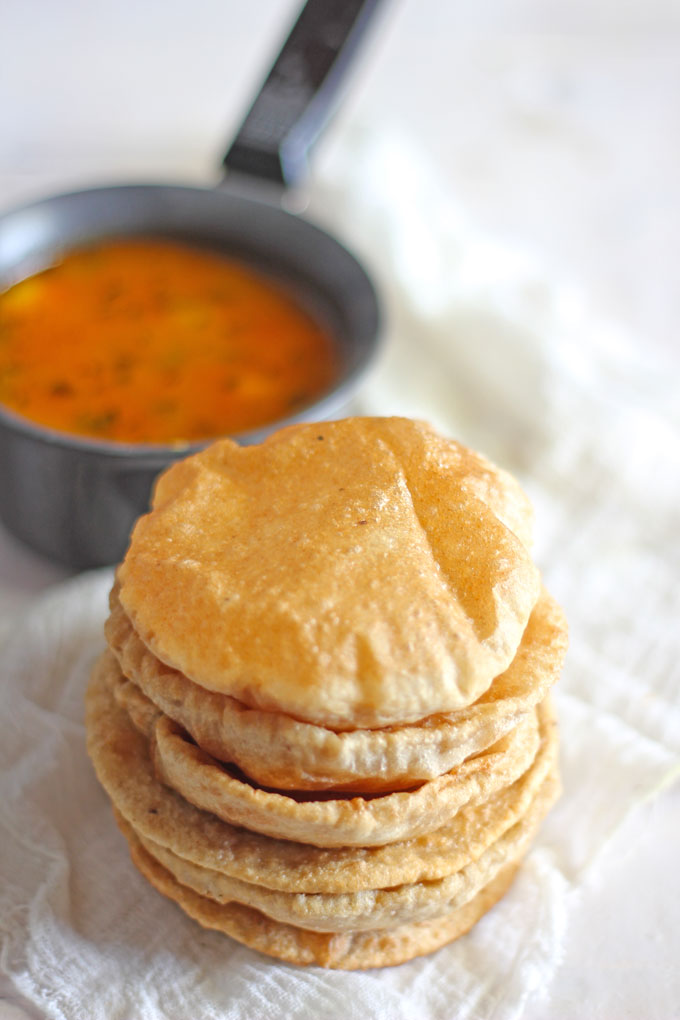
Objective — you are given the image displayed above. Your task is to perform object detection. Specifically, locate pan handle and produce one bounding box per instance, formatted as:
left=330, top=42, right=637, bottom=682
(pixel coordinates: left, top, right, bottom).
left=223, top=0, right=384, bottom=189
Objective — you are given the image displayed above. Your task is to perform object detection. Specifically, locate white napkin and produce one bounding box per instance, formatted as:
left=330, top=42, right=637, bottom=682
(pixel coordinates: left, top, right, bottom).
left=1, top=129, right=679, bottom=1020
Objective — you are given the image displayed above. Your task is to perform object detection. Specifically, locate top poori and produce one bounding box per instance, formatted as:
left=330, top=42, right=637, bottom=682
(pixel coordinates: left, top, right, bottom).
left=117, top=417, right=541, bottom=729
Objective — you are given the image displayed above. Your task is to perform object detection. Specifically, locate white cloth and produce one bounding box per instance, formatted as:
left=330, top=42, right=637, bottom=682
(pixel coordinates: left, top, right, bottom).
left=1, top=130, right=679, bottom=1020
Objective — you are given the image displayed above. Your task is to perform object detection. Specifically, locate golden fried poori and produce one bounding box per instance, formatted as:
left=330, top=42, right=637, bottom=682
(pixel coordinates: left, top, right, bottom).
left=86, top=417, right=567, bottom=968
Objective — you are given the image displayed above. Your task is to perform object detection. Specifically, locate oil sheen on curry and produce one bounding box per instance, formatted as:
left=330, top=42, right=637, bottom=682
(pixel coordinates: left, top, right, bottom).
left=0, top=239, right=338, bottom=444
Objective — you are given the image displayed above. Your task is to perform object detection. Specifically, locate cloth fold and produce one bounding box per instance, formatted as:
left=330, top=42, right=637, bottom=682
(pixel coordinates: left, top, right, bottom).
left=1, top=128, right=678, bottom=1019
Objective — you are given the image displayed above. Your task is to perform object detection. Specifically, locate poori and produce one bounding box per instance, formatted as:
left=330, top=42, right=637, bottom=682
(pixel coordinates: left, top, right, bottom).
left=105, top=582, right=566, bottom=791
left=116, top=418, right=541, bottom=729
left=87, top=672, right=558, bottom=895
left=86, top=416, right=567, bottom=968
left=126, top=834, right=523, bottom=970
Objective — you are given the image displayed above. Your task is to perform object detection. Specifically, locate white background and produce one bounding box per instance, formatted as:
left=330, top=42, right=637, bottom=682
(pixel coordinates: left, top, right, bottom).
left=1, top=2, right=679, bottom=1017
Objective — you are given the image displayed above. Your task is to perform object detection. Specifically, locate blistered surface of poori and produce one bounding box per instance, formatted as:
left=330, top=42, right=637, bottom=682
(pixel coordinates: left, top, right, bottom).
left=118, top=418, right=540, bottom=728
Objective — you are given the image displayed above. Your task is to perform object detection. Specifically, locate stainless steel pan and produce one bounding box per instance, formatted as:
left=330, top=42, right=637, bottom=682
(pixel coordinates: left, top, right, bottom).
left=0, top=0, right=383, bottom=568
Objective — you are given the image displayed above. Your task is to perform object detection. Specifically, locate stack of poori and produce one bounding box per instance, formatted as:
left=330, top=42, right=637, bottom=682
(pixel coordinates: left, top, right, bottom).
left=86, top=417, right=567, bottom=969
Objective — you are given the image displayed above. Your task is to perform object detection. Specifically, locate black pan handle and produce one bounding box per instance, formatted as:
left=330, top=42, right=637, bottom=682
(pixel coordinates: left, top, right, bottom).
left=223, top=0, right=384, bottom=188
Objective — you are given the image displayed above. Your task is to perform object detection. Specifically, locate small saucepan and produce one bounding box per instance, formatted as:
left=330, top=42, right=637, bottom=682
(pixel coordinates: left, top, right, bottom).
left=0, top=0, right=383, bottom=569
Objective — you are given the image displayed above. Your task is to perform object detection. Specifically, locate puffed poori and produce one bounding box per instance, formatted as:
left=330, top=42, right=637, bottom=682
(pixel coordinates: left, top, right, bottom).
left=86, top=416, right=567, bottom=968
left=105, top=583, right=566, bottom=792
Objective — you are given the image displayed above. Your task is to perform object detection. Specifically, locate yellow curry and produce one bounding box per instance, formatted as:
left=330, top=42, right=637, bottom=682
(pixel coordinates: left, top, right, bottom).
left=0, top=239, right=337, bottom=444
